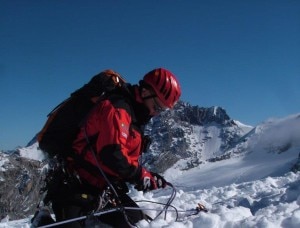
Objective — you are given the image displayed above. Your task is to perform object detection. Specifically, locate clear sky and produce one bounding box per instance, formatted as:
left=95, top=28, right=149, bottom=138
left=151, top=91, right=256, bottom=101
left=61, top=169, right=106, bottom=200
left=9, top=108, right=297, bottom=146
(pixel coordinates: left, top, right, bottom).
left=1, top=0, right=299, bottom=150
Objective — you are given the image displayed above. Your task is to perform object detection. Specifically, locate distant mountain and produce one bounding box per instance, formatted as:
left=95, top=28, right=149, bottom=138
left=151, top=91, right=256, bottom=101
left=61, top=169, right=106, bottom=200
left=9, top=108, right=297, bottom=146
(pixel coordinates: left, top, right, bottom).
left=142, top=101, right=252, bottom=172
left=0, top=146, right=44, bottom=220
left=164, top=112, right=300, bottom=189
left=0, top=101, right=299, bottom=221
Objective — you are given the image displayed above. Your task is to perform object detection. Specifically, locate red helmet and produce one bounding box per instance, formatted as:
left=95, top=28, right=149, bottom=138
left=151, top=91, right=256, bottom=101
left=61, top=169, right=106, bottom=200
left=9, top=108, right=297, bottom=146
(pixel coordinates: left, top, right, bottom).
left=143, top=68, right=181, bottom=108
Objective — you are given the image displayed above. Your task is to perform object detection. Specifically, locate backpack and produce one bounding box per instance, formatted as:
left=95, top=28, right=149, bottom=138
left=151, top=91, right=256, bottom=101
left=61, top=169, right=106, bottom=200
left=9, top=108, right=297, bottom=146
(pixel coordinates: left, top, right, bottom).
left=37, top=69, right=126, bottom=158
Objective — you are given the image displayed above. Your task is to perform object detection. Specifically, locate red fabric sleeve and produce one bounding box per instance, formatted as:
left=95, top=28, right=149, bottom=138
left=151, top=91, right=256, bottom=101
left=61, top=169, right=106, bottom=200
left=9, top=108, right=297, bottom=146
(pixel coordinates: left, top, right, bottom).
left=75, top=99, right=142, bottom=180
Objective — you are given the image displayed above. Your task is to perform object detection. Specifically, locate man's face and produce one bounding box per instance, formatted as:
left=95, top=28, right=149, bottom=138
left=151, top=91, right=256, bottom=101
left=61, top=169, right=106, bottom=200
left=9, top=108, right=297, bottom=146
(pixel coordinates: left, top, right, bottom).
left=141, top=88, right=168, bottom=116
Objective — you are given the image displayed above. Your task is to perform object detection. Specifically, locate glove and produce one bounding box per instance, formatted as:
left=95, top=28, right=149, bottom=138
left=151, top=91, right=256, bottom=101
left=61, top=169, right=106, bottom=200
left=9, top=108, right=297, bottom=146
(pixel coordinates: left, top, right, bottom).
left=151, top=172, right=167, bottom=189
left=135, top=168, right=167, bottom=191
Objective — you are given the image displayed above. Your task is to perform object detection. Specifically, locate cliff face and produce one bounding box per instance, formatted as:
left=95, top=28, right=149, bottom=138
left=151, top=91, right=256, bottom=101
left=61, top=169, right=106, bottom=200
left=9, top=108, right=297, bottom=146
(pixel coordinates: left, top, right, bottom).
left=142, top=101, right=252, bottom=173
left=0, top=151, right=45, bottom=220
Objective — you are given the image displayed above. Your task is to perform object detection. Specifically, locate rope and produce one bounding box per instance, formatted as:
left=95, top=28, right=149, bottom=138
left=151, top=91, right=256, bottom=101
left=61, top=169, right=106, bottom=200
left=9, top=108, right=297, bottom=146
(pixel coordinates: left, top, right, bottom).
left=83, top=125, right=136, bottom=228
left=37, top=205, right=200, bottom=228
left=36, top=183, right=188, bottom=227
left=153, top=182, right=177, bottom=220
left=38, top=208, right=119, bottom=228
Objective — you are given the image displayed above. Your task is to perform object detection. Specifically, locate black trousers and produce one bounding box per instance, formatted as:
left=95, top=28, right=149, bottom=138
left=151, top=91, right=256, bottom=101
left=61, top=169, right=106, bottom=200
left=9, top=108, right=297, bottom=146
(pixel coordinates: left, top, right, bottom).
left=51, top=183, right=145, bottom=228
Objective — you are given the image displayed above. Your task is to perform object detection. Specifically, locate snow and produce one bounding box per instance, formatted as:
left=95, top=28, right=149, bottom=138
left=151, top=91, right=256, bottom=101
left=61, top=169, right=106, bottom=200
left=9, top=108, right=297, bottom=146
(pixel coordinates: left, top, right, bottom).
left=0, top=113, right=300, bottom=227
left=213, top=106, right=217, bottom=116
left=0, top=157, right=9, bottom=172
left=188, top=125, right=223, bottom=160
left=18, top=143, right=46, bottom=162
left=234, top=120, right=253, bottom=129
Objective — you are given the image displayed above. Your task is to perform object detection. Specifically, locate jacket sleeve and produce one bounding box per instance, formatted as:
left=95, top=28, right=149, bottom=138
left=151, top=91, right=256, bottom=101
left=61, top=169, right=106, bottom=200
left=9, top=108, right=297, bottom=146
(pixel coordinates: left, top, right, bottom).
left=94, top=100, right=142, bottom=181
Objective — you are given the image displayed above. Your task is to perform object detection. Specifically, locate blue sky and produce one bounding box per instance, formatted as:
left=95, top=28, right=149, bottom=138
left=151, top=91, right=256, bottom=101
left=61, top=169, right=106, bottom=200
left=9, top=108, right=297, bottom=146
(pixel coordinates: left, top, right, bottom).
left=1, top=0, right=299, bottom=150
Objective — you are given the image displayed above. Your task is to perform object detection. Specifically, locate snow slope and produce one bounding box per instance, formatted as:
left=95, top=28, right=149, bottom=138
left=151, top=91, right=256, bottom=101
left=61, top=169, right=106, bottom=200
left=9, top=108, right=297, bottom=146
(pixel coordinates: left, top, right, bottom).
left=1, top=113, right=300, bottom=227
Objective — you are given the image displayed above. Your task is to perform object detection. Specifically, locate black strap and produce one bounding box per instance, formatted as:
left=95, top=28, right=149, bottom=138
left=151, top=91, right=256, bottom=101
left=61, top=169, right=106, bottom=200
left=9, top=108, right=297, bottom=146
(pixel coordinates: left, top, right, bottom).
left=142, top=94, right=157, bottom=100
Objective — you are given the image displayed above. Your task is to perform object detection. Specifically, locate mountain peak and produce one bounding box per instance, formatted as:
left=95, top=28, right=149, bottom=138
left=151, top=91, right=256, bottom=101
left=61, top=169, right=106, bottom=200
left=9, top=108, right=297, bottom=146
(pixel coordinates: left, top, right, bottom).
left=175, top=101, right=231, bottom=125
left=143, top=101, right=252, bottom=173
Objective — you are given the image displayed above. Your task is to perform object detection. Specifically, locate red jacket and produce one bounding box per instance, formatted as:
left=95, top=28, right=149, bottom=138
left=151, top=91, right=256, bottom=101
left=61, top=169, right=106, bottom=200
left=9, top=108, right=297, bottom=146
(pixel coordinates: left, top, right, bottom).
left=72, top=92, right=143, bottom=190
